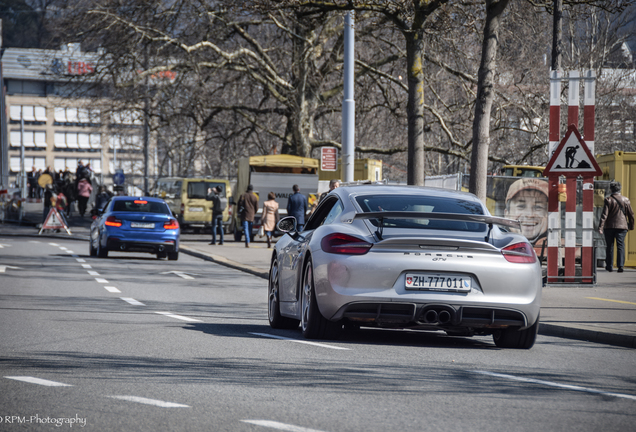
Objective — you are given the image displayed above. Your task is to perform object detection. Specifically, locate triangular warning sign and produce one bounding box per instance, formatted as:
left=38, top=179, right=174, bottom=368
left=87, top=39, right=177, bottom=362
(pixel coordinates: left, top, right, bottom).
left=39, top=208, right=71, bottom=235
left=544, top=125, right=602, bottom=176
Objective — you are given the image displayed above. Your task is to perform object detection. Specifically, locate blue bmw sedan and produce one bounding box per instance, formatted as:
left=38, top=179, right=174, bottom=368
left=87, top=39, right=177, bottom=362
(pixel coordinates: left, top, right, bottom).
left=90, top=196, right=180, bottom=260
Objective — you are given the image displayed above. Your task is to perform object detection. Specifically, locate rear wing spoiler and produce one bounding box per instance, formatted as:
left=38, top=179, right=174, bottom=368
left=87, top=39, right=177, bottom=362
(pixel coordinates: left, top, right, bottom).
left=353, top=211, right=521, bottom=230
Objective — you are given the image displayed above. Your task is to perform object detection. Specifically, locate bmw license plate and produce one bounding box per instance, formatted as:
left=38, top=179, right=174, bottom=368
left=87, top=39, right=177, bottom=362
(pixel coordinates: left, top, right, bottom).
left=405, top=273, right=471, bottom=292
left=130, top=222, right=155, bottom=229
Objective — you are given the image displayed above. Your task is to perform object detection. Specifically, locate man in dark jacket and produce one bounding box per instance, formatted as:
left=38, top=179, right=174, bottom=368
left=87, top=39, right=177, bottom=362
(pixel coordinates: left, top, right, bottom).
left=208, top=187, right=226, bottom=245
left=238, top=184, right=258, bottom=248
left=286, top=184, right=308, bottom=231
left=599, top=182, right=635, bottom=272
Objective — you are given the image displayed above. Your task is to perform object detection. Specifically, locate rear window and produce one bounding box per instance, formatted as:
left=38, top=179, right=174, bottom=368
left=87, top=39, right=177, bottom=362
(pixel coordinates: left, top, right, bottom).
left=187, top=182, right=227, bottom=199
left=113, top=200, right=170, bottom=214
left=355, top=194, right=486, bottom=232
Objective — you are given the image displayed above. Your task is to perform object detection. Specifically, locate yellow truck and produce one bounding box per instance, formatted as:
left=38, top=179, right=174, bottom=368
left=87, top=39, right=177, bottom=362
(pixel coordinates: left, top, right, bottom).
left=232, top=155, right=319, bottom=241
left=155, top=177, right=232, bottom=233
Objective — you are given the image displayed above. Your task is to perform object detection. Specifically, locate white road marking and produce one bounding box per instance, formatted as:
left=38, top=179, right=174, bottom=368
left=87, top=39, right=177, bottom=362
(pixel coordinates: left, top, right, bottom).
left=160, top=271, right=198, bottom=280
left=0, top=265, right=20, bottom=273
left=155, top=311, right=202, bottom=322
left=76, top=258, right=86, bottom=263
left=471, top=370, right=636, bottom=401
left=48, top=243, right=59, bottom=246
left=249, top=333, right=351, bottom=351
left=108, top=395, right=190, bottom=408
left=87, top=270, right=100, bottom=276
left=242, top=420, right=329, bottom=432
left=59, top=246, right=68, bottom=250
left=65, top=250, right=75, bottom=254
left=104, top=286, right=121, bottom=293
left=5, top=376, right=72, bottom=387
left=82, top=264, right=92, bottom=269
left=95, top=278, right=109, bottom=284
left=0, top=243, right=12, bottom=248
left=121, top=297, right=145, bottom=306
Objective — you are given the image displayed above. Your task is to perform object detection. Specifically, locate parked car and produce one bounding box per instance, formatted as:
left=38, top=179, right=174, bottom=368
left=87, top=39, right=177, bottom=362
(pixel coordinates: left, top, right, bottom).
left=90, top=196, right=180, bottom=260
left=268, top=184, right=542, bottom=349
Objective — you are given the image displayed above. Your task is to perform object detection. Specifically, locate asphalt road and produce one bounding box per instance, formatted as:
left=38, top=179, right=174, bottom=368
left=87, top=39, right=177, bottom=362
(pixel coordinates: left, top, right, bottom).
left=0, top=237, right=634, bottom=431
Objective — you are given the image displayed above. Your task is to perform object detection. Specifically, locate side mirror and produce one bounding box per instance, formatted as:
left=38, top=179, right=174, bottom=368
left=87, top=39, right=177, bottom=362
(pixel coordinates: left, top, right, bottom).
left=277, top=216, right=297, bottom=233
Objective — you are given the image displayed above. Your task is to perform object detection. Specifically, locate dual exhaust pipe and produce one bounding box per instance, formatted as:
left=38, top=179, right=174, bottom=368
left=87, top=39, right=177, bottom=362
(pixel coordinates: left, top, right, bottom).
left=422, top=307, right=454, bottom=325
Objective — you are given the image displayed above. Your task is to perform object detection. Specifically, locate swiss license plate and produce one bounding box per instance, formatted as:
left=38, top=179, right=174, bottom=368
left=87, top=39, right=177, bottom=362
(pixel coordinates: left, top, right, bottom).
left=405, top=273, right=471, bottom=292
left=188, top=207, right=204, bottom=212
left=130, top=222, right=155, bottom=229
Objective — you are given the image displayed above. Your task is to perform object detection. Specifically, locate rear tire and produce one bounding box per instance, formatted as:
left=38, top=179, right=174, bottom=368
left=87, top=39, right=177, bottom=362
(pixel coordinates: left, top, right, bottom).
left=301, top=257, right=340, bottom=340
left=168, top=251, right=179, bottom=261
left=268, top=258, right=299, bottom=329
left=89, top=239, right=97, bottom=257
left=493, top=314, right=539, bottom=349
left=157, top=251, right=167, bottom=260
left=97, top=241, right=108, bottom=258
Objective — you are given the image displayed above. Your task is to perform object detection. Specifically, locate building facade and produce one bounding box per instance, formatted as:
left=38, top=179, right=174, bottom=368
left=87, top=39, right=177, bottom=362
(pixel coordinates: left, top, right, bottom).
left=1, top=43, right=153, bottom=195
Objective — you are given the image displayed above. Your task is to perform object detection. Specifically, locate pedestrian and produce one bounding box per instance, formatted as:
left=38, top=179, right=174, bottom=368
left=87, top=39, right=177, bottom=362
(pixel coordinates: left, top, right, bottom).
left=208, top=187, right=226, bottom=245
left=77, top=177, right=93, bottom=217
left=319, top=179, right=340, bottom=204
left=237, top=184, right=258, bottom=248
left=42, top=184, right=55, bottom=224
left=93, top=186, right=112, bottom=216
left=286, top=184, right=308, bottom=231
left=261, top=192, right=279, bottom=248
left=598, top=181, right=635, bottom=273
left=27, top=166, right=37, bottom=198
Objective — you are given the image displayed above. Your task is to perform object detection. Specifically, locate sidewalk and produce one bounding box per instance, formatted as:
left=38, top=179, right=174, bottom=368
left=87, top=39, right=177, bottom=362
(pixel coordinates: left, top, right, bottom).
left=1, top=214, right=634, bottom=349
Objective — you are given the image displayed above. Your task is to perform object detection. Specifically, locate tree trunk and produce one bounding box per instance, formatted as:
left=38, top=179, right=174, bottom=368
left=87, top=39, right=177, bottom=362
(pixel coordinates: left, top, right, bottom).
left=469, top=0, right=509, bottom=202
left=406, top=31, right=426, bottom=186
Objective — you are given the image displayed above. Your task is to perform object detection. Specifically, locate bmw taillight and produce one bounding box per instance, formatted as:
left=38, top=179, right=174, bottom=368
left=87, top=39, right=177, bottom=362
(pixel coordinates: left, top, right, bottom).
left=502, top=242, right=536, bottom=263
left=321, top=233, right=372, bottom=255
left=163, top=219, right=179, bottom=230
left=105, top=216, right=122, bottom=227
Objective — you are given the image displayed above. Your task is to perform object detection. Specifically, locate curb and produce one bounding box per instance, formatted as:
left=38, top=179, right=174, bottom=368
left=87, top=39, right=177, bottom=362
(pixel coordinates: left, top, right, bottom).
left=539, top=323, right=636, bottom=349
left=179, top=245, right=269, bottom=280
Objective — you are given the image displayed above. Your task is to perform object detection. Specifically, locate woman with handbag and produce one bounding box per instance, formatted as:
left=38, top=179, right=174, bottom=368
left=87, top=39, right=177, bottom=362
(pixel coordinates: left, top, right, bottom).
left=261, top=192, right=279, bottom=248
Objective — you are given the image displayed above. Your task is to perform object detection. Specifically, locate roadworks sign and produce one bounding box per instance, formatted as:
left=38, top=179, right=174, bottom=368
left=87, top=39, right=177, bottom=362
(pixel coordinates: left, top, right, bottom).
left=39, top=208, right=71, bottom=235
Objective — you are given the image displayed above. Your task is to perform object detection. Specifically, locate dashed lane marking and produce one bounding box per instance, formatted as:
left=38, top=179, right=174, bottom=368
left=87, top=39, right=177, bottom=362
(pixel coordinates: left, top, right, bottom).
left=471, top=370, right=636, bottom=401
left=104, top=286, right=121, bottom=293
left=108, top=395, right=189, bottom=408
left=121, top=297, right=145, bottom=306
left=155, top=311, right=202, bottom=322
left=82, top=264, right=92, bottom=269
left=586, top=297, right=636, bottom=306
left=87, top=271, right=100, bottom=276
left=76, top=258, right=86, bottom=263
left=48, top=243, right=59, bottom=246
left=249, top=333, right=351, bottom=351
left=242, top=420, right=329, bottom=432
left=95, top=278, right=109, bottom=284
left=5, top=376, right=72, bottom=387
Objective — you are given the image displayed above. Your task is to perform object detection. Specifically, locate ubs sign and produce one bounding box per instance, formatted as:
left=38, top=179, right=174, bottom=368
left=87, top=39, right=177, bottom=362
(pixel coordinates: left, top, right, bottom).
left=51, top=58, right=95, bottom=76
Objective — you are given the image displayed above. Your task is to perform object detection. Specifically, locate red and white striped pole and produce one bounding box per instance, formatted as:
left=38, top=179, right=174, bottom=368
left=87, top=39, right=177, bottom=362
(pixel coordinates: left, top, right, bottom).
left=547, top=70, right=561, bottom=282
left=582, top=70, right=596, bottom=283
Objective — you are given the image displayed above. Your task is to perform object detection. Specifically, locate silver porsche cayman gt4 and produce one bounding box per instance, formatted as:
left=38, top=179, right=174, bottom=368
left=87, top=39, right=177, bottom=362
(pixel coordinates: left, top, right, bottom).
left=268, top=184, right=542, bottom=349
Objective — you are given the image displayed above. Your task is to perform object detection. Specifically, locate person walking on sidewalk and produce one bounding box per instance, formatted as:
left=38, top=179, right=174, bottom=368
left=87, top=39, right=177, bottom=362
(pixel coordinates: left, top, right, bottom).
left=286, top=184, right=308, bottom=231
left=599, top=181, right=635, bottom=272
left=77, top=177, right=93, bottom=217
left=238, top=184, right=258, bottom=248
left=261, top=192, right=279, bottom=248
left=208, top=187, right=226, bottom=245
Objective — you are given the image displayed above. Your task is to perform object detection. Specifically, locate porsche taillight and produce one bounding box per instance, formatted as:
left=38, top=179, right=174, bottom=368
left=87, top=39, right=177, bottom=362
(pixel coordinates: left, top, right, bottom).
left=163, top=219, right=179, bottom=230
left=105, top=216, right=122, bottom=227
left=502, top=241, right=536, bottom=263
left=321, top=233, right=372, bottom=255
